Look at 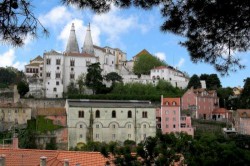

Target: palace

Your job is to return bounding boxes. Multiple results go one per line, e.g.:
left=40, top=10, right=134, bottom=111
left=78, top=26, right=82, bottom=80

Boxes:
left=25, top=23, right=189, bottom=98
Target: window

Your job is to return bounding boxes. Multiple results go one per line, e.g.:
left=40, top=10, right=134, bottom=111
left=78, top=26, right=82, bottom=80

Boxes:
left=166, top=102, right=169, bottom=105
left=181, top=124, right=186, bottom=128
left=70, top=60, right=75, bottom=66
left=143, top=124, right=146, bottom=128
left=142, top=111, right=148, bottom=118
left=46, top=72, right=51, bottom=78
left=96, top=134, right=99, bottom=139
left=112, top=124, right=115, bottom=128
left=173, top=110, right=176, bottom=115
left=95, top=110, right=100, bottom=118
left=40, top=67, right=43, bottom=70
left=15, top=110, right=18, bottom=113
left=172, top=101, right=176, bottom=106
left=96, top=124, right=99, bottom=128
left=79, top=134, right=83, bottom=138
left=86, top=61, right=91, bottom=66
left=56, top=73, right=60, bottom=78
left=53, top=88, right=57, bottom=92
left=80, top=124, right=82, bottom=128
left=112, top=110, right=116, bottom=118
left=56, top=59, right=61, bottom=65
left=71, top=68, right=74, bottom=71
left=166, top=117, right=169, bottom=121
left=127, top=110, right=132, bottom=118
left=70, top=74, right=75, bottom=79
left=173, top=117, right=176, bottom=121
left=46, top=58, right=51, bottom=65
left=40, top=73, right=42, bottom=77
left=56, top=81, right=59, bottom=86
left=166, top=124, right=169, bottom=128
left=173, top=124, right=176, bottom=128
left=165, top=110, right=169, bottom=114
left=57, top=66, right=60, bottom=70
left=128, top=124, right=131, bottom=128
left=112, top=134, right=116, bottom=140
left=79, top=111, right=84, bottom=118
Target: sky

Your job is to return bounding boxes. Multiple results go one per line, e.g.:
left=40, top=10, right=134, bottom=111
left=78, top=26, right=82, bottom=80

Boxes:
left=0, top=1, right=249, bottom=88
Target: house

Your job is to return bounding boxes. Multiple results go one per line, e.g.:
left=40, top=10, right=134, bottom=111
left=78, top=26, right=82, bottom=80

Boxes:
left=158, top=97, right=194, bottom=136
left=150, top=66, right=189, bottom=89
left=235, top=109, right=250, bottom=135
left=212, top=108, right=232, bottom=122
left=65, top=99, right=156, bottom=148
left=181, top=88, right=219, bottom=119
left=36, top=107, right=68, bottom=150
left=0, top=148, right=113, bottom=166
left=0, top=102, right=31, bottom=132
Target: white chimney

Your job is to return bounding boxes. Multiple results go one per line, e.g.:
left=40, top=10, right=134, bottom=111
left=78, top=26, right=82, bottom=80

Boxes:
left=0, top=155, right=6, bottom=166
left=40, top=156, right=47, bottom=166
left=64, top=159, right=69, bottom=166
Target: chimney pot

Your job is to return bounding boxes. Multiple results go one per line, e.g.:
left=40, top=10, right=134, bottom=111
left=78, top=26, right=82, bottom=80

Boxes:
left=40, top=156, right=47, bottom=166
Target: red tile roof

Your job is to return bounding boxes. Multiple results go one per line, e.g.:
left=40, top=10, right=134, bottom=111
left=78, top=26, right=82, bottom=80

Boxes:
left=162, top=97, right=181, bottom=106
left=0, top=148, right=113, bottom=166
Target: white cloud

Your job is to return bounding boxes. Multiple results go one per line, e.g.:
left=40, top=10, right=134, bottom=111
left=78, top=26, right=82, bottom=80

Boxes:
left=155, top=52, right=166, bottom=61
left=92, top=6, right=150, bottom=48
left=0, top=49, right=26, bottom=70
left=39, top=6, right=73, bottom=28
left=175, top=58, right=185, bottom=69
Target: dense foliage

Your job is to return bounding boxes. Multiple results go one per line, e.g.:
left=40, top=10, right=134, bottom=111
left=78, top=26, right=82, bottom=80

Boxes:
left=187, top=74, right=201, bottom=89
left=133, top=54, right=166, bottom=75
left=17, top=80, right=29, bottom=97
left=239, top=78, right=250, bottom=109
left=63, top=0, right=250, bottom=75
left=200, top=74, right=222, bottom=90
left=0, top=67, right=25, bottom=88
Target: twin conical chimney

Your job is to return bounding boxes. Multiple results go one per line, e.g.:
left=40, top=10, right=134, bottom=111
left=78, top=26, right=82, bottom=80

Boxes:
left=66, top=23, right=94, bottom=55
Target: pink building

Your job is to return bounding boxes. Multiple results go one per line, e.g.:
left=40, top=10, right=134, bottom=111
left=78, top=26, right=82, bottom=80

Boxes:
left=157, top=96, right=194, bottom=136
left=235, top=109, right=250, bottom=135
left=181, top=88, right=219, bottom=119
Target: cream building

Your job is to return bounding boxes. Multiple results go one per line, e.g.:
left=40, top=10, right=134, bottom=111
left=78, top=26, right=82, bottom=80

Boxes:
left=65, top=99, right=157, bottom=148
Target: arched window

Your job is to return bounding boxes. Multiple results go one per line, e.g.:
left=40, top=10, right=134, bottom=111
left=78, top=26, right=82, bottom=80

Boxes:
left=165, top=102, right=169, bottom=105
left=142, top=111, right=148, bottom=118
left=112, top=110, right=116, bottom=118
left=128, top=110, right=132, bottom=118
left=96, top=110, right=100, bottom=118
left=78, top=110, right=84, bottom=118
left=172, top=101, right=177, bottom=106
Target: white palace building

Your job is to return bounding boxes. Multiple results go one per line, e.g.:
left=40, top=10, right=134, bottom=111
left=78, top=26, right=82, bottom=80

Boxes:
left=25, top=23, right=189, bottom=98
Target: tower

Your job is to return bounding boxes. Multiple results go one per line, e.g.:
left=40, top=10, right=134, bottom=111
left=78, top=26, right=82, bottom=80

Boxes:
left=82, top=23, right=94, bottom=55
left=66, top=23, right=80, bottom=53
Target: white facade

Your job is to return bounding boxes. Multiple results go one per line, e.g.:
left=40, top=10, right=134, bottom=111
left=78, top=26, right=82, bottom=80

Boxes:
left=150, top=66, right=189, bottom=89
left=66, top=99, right=157, bottom=148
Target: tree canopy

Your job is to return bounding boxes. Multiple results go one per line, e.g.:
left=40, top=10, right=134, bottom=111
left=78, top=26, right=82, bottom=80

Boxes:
left=200, top=73, right=221, bottom=90
left=187, top=74, right=201, bottom=89
left=0, top=0, right=48, bottom=46
left=62, top=0, right=250, bottom=75
left=133, top=53, right=166, bottom=75
left=85, top=62, right=104, bottom=94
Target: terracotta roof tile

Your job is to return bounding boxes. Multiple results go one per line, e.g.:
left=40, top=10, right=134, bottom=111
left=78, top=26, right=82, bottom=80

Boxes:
left=162, top=97, right=181, bottom=106
left=37, top=107, right=66, bottom=116
left=0, top=149, right=113, bottom=166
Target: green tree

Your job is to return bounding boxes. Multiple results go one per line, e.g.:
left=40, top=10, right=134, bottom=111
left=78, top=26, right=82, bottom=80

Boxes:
left=17, top=81, right=29, bottom=97
left=85, top=62, right=104, bottom=94
left=67, top=81, right=78, bottom=94
left=45, top=137, right=57, bottom=150
left=77, top=73, right=85, bottom=94
left=105, top=72, right=123, bottom=86
left=133, top=54, right=166, bottom=75
left=206, top=74, right=222, bottom=90
left=18, top=129, right=37, bottom=149
left=239, top=78, right=250, bottom=108
left=63, top=0, right=250, bottom=75
left=217, top=87, right=233, bottom=108
left=187, top=74, right=201, bottom=89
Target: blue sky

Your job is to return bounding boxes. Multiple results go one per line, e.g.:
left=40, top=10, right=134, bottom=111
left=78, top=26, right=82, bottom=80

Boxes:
left=0, top=1, right=249, bottom=88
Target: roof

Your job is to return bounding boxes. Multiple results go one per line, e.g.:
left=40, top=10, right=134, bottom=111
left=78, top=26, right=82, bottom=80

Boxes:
left=212, top=108, right=228, bottom=114
left=162, top=97, right=181, bottom=106
left=0, top=148, right=112, bottom=166
left=237, top=109, right=250, bottom=118
left=31, top=55, right=43, bottom=62
left=65, top=23, right=80, bottom=53
left=0, top=102, right=30, bottom=108
left=94, top=45, right=106, bottom=52
left=152, top=66, right=168, bottom=70
left=25, top=63, right=41, bottom=67
left=63, top=52, right=96, bottom=57
left=37, top=107, right=66, bottom=116
left=67, top=99, right=155, bottom=108
left=44, top=50, right=62, bottom=55
left=134, top=49, right=151, bottom=58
